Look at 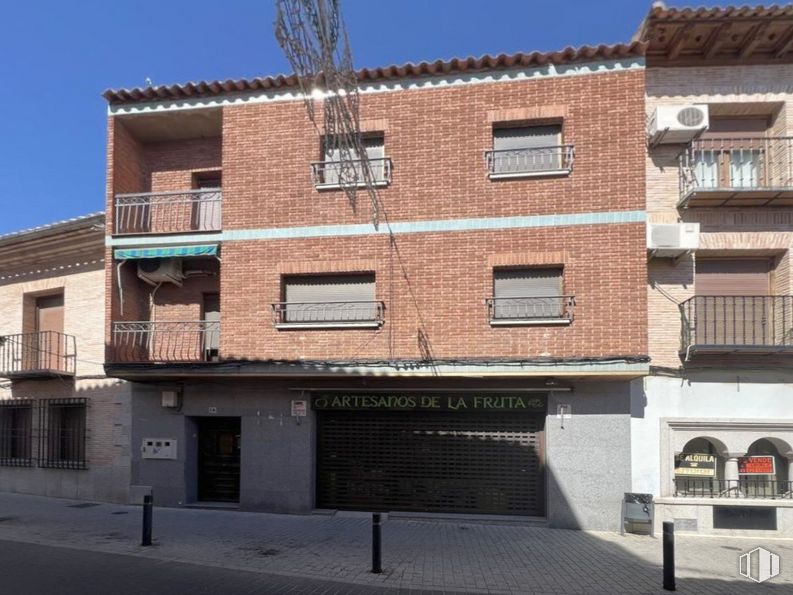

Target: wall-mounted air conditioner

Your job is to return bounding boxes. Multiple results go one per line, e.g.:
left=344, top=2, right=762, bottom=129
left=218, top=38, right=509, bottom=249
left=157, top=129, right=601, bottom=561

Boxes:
left=137, top=258, right=184, bottom=286
left=648, top=105, right=709, bottom=145
left=647, top=223, right=700, bottom=258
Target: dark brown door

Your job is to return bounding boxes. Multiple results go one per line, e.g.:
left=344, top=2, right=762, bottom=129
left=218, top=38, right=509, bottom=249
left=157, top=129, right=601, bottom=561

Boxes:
left=192, top=172, right=222, bottom=231
left=316, top=411, right=545, bottom=516
left=695, top=259, right=771, bottom=345
left=35, top=294, right=64, bottom=371
left=197, top=417, right=240, bottom=502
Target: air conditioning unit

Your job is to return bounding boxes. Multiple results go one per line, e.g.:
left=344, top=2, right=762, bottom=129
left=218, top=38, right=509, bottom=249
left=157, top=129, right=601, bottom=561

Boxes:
left=647, top=223, right=700, bottom=257
left=648, top=105, right=709, bottom=145
left=137, top=258, right=184, bottom=286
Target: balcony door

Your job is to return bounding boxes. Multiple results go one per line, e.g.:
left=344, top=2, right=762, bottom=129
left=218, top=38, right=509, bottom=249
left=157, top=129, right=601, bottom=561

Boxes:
left=695, top=259, right=771, bottom=346
left=202, top=293, right=220, bottom=361
left=35, top=294, right=64, bottom=372
left=192, top=172, right=222, bottom=231
left=696, top=117, right=769, bottom=189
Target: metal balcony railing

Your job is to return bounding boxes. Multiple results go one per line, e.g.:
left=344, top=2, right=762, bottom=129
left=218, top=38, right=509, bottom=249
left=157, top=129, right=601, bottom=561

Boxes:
left=679, top=136, right=793, bottom=207
left=675, top=477, right=793, bottom=500
left=311, top=158, right=392, bottom=188
left=272, top=301, right=385, bottom=327
left=485, top=145, right=575, bottom=178
left=487, top=296, right=576, bottom=324
left=0, top=332, right=76, bottom=378
left=680, top=295, right=793, bottom=354
left=110, top=321, right=220, bottom=363
left=114, top=189, right=222, bottom=235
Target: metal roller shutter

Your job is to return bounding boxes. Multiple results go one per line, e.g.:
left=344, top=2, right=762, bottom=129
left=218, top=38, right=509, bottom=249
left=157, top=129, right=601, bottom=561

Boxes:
left=316, top=411, right=545, bottom=516
left=493, top=268, right=563, bottom=319
left=284, top=274, right=376, bottom=322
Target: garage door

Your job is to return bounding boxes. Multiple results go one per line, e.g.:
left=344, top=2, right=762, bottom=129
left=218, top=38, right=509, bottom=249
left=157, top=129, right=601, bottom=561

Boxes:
left=316, top=411, right=545, bottom=516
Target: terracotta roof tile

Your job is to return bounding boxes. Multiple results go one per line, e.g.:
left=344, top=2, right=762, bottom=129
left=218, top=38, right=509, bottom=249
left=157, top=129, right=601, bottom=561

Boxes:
left=103, top=41, right=646, bottom=105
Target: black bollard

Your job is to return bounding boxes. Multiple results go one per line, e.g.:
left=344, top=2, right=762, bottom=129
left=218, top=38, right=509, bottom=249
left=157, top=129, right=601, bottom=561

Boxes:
left=663, top=521, right=675, bottom=591
left=141, top=494, right=153, bottom=546
left=371, top=513, right=382, bottom=574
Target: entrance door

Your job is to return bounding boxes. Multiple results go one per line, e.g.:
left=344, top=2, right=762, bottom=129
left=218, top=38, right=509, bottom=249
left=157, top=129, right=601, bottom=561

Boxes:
left=316, top=411, right=545, bottom=516
left=192, top=173, right=222, bottom=231
left=197, top=417, right=240, bottom=502
left=35, top=294, right=64, bottom=371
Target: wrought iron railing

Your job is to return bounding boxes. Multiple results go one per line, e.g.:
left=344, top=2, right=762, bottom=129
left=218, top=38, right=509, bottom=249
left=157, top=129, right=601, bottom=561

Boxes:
left=679, top=136, right=793, bottom=197
left=680, top=295, right=793, bottom=351
left=311, top=157, right=392, bottom=187
left=0, top=332, right=76, bottom=377
left=110, top=321, right=220, bottom=363
left=487, top=296, right=576, bottom=323
left=485, top=145, right=575, bottom=177
left=675, top=477, right=793, bottom=499
left=114, top=189, right=222, bottom=235
left=272, top=301, right=386, bottom=326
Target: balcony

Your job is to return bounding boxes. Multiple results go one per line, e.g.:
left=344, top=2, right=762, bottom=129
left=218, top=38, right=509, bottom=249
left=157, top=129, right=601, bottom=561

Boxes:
left=114, top=189, right=222, bottom=236
left=487, top=296, right=576, bottom=326
left=485, top=145, right=575, bottom=179
left=0, top=332, right=76, bottom=379
left=311, top=158, right=392, bottom=189
left=679, top=137, right=793, bottom=208
left=110, top=321, right=220, bottom=363
left=680, top=296, right=793, bottom=356
left=675, top=478, right=793, bottom=500
left=272, top=301, right=385, bottom=329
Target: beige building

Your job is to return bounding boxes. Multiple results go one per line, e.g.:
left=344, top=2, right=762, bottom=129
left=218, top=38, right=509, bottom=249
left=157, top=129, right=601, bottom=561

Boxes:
left=0, top=214, right=130, bottom=502
left=634, top=3, right=793, bottom=536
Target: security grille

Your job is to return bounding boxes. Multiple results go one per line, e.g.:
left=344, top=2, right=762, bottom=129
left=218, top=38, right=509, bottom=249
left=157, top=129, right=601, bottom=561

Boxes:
left=316, top=411, right=545, bottom=516
left=0, top=400, right=33, bottom=467
left=38, top=398, right=87, bottom=470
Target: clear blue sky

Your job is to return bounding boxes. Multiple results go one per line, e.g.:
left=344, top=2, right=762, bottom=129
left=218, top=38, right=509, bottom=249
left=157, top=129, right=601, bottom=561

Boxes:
left=0, top=0, right=735, bottom=235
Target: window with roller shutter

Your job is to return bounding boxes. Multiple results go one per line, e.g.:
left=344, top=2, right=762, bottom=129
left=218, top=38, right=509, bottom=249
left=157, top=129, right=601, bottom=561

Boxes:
left=489, top=268, right=573, bottom=324
left=275, top=274, right=383, bottom=327
left=316, top=134, right=389, bottom=187
left=488, top=124, right=572, bottom=177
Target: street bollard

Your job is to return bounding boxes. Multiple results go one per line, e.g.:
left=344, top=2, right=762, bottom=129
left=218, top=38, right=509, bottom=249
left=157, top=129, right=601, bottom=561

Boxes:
left=141, top=494, right=153, bottom=546
left=663, top=521, right=675, bottom=591
left=371, top=513, right=382, bottom=574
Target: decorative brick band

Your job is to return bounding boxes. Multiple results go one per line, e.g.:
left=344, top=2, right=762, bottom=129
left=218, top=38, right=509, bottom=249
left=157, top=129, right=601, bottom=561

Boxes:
left=487, top=251, right=568, bottom=268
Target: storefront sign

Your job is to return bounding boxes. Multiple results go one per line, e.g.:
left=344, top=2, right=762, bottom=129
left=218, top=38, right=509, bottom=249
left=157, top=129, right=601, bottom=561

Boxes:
left=312, top=394, right=546, bottom=412
left=738, top=456, right=776, bottom=475
left=675, top=453, right=716, bottom=477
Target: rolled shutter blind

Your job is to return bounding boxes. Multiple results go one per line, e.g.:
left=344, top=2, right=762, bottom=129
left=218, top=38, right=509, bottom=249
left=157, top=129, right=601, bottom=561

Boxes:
left=285, top=274, right=376, bottom=322
left=492, top=126, right=561, bottom=173
left=493, top=268, right=563, bottom=319
left=694, top=259, right=771, bottom=346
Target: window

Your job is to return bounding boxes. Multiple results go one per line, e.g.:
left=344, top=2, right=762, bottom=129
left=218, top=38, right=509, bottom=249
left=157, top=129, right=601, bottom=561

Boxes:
left=0, top=401, right=33, bottom=466
left=487, top=124, right=572, bottom=177
left=274, top=274, right=383, bottom=327
left=488, top=267, right=573, bottom=325
left=694, top=117, right=769, bottom=189
left=314, top=134, right=390, bottom=187
left=38, top=398, right=87, bottom=470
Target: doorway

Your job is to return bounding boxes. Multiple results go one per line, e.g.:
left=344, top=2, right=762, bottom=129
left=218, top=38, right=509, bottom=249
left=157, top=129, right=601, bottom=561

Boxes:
left=34, top=293, right=64, bottom=371
left=197, top=417, right=240, bottom=502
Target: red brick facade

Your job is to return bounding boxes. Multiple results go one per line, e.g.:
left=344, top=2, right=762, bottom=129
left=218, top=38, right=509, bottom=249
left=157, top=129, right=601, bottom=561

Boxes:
left=105, top=65, right=648, bottom=365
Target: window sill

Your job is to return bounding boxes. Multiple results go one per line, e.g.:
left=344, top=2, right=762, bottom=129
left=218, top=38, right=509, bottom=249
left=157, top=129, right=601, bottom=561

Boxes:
left=488, top=169, right=571, bottom=180
left=489, top=318, right=572, bottom=327
left=275, top=321, right=384, bottom=330
left=314, top=180, right=390, bottom=191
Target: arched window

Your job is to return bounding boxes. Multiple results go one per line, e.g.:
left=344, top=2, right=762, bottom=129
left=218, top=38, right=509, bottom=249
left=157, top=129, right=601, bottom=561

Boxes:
left=741, top=439, right=791, bottom=499
left=675, top=437, right=724, bottom=497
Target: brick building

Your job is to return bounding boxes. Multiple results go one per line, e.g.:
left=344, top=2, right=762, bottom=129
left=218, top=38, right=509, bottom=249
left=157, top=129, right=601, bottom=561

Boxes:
left=634, top=3, right=793, bottom=536
left=102, top=42, right=648, bottom=529
left=0, top=214, right=130, bottom=502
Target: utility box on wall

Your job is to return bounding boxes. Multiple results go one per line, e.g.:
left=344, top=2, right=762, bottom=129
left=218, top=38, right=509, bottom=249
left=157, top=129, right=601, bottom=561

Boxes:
left=141, top=438, right=178, bottom=460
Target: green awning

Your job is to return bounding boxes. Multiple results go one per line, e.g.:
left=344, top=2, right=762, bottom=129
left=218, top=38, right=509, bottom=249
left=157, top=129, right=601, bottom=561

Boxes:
left=114, top=244, right=218, bottom=260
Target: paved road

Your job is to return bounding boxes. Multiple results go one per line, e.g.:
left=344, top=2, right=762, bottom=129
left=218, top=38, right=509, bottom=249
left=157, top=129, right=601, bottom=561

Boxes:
left=0, top=540, right=446, bottom=595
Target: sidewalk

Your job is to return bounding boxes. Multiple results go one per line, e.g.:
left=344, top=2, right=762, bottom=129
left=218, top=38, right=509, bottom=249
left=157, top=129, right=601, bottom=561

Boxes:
left=0, top=492, right=791, bottom=594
